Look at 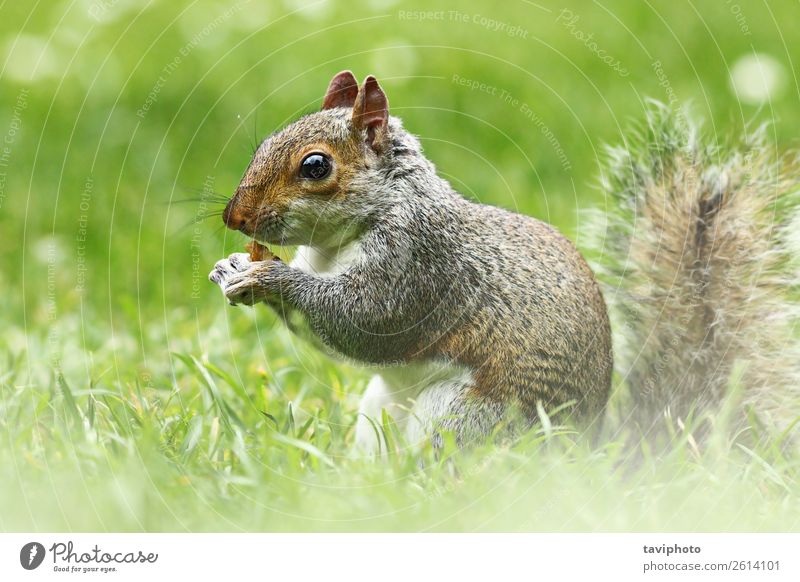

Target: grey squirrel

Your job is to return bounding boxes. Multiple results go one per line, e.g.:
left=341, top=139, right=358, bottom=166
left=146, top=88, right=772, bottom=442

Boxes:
left=210, top=71, right=799, bottom=451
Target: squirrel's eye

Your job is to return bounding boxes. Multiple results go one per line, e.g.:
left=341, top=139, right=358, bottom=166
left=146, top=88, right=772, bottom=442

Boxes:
left=299, top=153, right=332, bottom=180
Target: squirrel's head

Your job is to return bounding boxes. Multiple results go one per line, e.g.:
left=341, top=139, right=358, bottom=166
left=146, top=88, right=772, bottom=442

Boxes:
left=223, top=70, right=412, bottom=248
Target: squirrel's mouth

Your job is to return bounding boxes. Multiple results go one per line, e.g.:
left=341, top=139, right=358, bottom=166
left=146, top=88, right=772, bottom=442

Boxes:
left=232, top=207, right=280, bottom=243
left=250, top=216, right=304, bottom=247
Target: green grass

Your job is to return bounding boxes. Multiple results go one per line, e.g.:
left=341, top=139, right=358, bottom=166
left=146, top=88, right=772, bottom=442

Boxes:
left=2, top=303, right=799, bottom=532
left=2, top=0, right=800, bottom=531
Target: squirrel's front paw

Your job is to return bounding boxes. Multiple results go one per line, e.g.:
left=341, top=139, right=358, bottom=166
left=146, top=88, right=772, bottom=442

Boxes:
left=209, top=252, right=275, bottom=306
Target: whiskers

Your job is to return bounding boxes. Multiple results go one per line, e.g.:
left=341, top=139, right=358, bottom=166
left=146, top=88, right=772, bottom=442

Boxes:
left=167, top=186, right=232, bottom=232
left=171, top=186, right=231, bottom=206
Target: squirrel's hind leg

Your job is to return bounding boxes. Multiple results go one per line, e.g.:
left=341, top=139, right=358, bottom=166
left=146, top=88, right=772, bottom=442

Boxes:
left=405, top=377, right=507, bottom=449
left=354, top=369, right=506, bottom=455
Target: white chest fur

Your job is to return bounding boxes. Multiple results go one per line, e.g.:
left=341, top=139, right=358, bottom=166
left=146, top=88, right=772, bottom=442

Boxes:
left=290, top=241, right=365, bottom=277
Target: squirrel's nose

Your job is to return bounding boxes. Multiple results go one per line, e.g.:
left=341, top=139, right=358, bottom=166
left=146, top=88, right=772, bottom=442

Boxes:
left=222, top=203, right=247, bottom=231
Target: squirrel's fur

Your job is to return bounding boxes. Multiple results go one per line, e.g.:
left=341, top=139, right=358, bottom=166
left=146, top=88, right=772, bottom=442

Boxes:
left=593, top=102, right=800, bottom=441
left=211, top=73, right=799, bottom=450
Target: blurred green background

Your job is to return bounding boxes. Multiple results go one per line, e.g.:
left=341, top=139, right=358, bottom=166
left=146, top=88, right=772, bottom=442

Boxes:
left=1, top=0, right=798, bottom=531
left=3, top=0, right=798, bottom=330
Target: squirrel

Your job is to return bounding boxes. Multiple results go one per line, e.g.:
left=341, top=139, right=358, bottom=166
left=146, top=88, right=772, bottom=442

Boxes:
left=210, top=71, right=799, bottom=451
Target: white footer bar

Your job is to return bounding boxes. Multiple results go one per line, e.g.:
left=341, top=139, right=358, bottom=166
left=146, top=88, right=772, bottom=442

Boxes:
left=1, top=533, right=797, bottom=581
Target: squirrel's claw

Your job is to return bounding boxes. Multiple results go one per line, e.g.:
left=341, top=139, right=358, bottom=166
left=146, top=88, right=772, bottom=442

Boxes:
left=209, top=253, right=271, bottom=307
left=209, top=254, right=245, bottom=285
left=224, top=280, right=262, bottom=306
left=227, top=252, right=251, bottom=271
left=224, top=269, right=269, bottom=306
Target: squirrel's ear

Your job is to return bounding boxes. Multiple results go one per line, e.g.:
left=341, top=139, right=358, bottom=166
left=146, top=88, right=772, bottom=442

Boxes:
left=322, top=70, right=359, bottom=110
left=352, top=75, right=389, bottom=150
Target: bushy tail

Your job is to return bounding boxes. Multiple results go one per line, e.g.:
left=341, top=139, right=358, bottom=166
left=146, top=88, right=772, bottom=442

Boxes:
left=592, top=102, right=800, bottom=443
